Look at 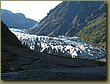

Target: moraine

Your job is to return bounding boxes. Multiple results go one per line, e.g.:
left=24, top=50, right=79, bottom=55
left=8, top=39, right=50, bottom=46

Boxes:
left=9, top=28, right=106, bottom=60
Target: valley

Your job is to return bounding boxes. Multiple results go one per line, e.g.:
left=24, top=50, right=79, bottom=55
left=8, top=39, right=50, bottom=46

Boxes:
left=1, top=1, right=107, bottom=80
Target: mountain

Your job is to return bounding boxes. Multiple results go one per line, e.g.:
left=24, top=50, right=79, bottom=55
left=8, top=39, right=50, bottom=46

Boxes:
left=1, top=1, right=106, bottom=80
left=28, top=1, right=106, bottom=37
left=1, top=21, right=23, bottom=73
left=76, top=13, right=106, bottom=48
left=1, top=21, right=23, bottom=47
left=1, top=9, right=38, bottom=29
left=66, top=1, right=106, bottom=36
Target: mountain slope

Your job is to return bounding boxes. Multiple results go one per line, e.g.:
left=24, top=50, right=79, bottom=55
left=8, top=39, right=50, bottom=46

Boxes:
left=1, top=21, right=23, bottom=47
left=28, top=1, right=106, bottom=36
left=1, top=21, right=24, bottom=73
left=66, top=1, right=106, bottom=36
left=76, top=13, right=106, bottom=48
left=1, top=9, right=38, bottom=29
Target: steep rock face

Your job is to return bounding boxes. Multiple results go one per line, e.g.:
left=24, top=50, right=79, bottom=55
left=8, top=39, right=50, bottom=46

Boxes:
left=1, top=21, right=23, bottom=47
left=28, top=1, right=106, bottom=36
left=1, top=9, right=38, bottom=29
left=66, top=1, right=106, bottom=36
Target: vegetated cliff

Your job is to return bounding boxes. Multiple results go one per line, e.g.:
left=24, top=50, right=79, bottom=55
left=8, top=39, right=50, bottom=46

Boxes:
left=76, top=13, right=106, bottom=48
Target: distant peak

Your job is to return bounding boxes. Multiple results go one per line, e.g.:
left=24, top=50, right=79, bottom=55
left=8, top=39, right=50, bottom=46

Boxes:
left=1, top=9, right=13, bottom=14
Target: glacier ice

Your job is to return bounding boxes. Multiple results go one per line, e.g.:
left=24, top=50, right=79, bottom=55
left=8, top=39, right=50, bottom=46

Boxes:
left=10, top=28, right=106, bottom=60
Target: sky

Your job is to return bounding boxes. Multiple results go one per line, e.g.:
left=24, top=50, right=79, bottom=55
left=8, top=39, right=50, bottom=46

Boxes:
left=1, top=1, right=62, bottom=21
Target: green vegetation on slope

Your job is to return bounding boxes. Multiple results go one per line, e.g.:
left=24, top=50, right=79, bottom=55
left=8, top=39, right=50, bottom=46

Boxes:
left=76, top=14, right=106, bottom=48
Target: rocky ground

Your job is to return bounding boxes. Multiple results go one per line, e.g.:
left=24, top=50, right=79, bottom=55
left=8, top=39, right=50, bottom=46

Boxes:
left=2, top=66, right=106, bottom=80
left=1, top=46, right=107, bottom=80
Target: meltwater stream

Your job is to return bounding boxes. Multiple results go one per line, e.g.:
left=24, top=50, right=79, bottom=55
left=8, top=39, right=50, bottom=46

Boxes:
left=10, top=28, right=106, bottom=60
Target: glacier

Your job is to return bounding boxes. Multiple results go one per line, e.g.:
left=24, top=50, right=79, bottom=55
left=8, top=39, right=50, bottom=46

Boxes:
left=10, top=28, right=106, bottom=60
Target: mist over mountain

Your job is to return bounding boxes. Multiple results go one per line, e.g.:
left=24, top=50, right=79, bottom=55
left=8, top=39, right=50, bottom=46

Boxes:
left=1, top=9, right=38, bottom=29
left=28, top=1, right=106, bottom=37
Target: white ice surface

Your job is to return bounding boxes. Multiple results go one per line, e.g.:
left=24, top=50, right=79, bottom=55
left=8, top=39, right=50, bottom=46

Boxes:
left=10, top=28, right=106, bottom=60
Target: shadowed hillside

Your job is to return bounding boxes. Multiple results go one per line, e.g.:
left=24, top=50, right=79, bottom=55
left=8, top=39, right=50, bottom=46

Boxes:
left=1, top=21, right=23, bottom=47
